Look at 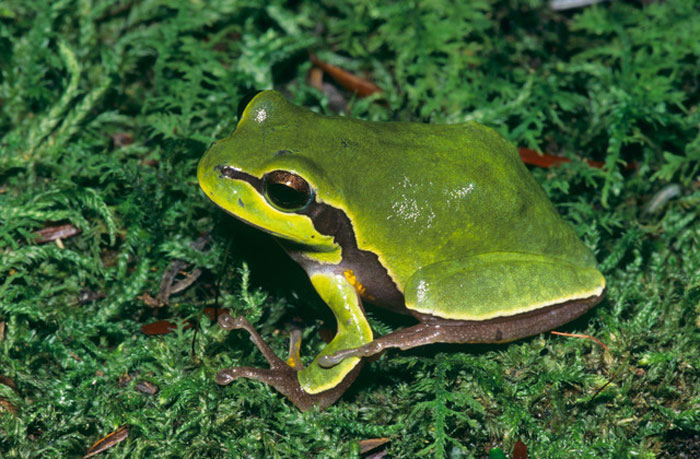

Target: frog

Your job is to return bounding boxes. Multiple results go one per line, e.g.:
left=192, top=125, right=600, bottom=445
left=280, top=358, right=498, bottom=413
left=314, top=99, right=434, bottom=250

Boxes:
left=197, top=90, right=606, bottom=411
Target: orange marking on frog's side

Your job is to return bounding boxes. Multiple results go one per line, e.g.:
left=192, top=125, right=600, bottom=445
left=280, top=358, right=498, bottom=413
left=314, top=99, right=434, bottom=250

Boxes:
left=343, top=269, right=375, bottom=301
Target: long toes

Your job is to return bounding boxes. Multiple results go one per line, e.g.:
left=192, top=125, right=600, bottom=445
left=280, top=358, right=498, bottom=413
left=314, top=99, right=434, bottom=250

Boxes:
left=218, top=313, right=250, bottom=330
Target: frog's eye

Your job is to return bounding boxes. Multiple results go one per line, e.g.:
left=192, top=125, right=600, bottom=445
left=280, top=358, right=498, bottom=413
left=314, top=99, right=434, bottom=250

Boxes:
left=262, top=170, right=314, bottom=212
left=237, top=90, right=263, bottom=121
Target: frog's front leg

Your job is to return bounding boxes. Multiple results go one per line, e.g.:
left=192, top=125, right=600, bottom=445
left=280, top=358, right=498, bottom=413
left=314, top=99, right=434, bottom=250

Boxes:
left=215, top=271, right=373, bottom=411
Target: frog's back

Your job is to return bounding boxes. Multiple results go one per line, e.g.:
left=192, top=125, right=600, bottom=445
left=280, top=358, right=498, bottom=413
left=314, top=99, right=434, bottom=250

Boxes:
left=226, top=92, right=596, bottom=291
left=314, top=117, right=596, bottom=287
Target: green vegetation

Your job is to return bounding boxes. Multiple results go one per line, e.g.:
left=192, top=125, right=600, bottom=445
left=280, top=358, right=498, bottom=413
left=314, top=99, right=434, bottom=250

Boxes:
left=1, top=0, right=698, bottom=457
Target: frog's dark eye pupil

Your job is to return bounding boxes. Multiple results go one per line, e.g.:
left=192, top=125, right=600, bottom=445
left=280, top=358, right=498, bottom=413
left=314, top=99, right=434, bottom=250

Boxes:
left=237, top=90, right=264, bottom=121
left=262, top=170, right=314, bottom=212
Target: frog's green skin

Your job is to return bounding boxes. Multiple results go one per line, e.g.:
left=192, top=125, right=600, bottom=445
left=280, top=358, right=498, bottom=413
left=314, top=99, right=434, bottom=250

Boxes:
left=198, top=90, right=606, bottom=411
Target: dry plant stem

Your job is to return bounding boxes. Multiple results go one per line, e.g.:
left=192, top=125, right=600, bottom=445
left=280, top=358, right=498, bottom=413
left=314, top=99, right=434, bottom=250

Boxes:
left=550, top=331, right=609, bottom=351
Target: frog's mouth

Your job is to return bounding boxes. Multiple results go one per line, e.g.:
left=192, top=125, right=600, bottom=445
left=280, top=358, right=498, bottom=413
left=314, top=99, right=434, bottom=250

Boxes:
left=201, top=163, right=340, bottom=260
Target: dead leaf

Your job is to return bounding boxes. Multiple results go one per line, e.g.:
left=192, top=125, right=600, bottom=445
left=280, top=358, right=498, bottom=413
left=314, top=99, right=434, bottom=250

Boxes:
left=359, top=437, right=390, bottom=454
left=0, top=374, right=17, bottom=392
left=134, top=381, right=159, bottom=395
left=84, top=425, right=129, bottom=458
left=141, top=319, right=181, bottom=335
left=512, top=440, right=528, bottom=459
left=0, top=397, right=17, bottom=415
left=33, top=224, right=81, bottom=244
left=141, top=235, right=209, bottom=307
left=141, top=308, right=228, bottom=336
left=111, top=132, right=133, bottom=148
left=517, top=147, right=605, bottom=169
left=118, top=373, right=134, bottom=388
left=309, top=51, right=381, bottom=97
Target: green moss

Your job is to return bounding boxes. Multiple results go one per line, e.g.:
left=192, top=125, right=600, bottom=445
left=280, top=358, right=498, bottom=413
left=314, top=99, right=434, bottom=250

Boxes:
left=1, top=0, right=698, bottom=457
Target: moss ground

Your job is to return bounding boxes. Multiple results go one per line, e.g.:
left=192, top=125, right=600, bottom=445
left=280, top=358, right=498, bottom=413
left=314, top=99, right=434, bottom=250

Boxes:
left=1, top=1, right=699, bottom=457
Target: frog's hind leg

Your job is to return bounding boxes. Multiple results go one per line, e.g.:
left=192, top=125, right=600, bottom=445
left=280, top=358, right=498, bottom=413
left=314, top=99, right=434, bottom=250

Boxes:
left=215, top=313, right=363, bottom=411
left=317, top=291, right=604, bottom=368
left=318, top=252, right=606, bottom=367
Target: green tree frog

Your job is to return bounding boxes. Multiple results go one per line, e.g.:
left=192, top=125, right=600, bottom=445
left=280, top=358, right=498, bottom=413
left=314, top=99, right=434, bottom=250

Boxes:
left=198, top=90, right=605, bottom=411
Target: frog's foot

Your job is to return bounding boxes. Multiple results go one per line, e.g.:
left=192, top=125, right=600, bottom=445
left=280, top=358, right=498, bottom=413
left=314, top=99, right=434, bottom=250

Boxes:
left=215, top=313, right=363, bottom=411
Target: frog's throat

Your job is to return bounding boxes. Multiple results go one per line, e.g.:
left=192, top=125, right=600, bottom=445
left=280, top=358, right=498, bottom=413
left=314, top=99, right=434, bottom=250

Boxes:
left=211, top=164, right=406, bottom=312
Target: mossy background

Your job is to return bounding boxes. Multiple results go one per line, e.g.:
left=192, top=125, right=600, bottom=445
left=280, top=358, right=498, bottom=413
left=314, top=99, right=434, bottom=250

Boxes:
left=1, top=0, right=699, bottom=457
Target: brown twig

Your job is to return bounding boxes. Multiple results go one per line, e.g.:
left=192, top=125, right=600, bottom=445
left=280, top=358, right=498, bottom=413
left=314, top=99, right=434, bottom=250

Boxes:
left=550, top=331, right=609, bottom=351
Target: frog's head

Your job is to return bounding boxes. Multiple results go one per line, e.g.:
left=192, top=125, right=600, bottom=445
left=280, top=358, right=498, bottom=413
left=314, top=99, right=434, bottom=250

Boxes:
left=197, top=90, right=340, bottom=256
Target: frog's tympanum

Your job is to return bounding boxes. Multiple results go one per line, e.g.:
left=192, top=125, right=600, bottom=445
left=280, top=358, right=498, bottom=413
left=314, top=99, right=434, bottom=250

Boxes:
left=198, top=90, right=605, bottom=411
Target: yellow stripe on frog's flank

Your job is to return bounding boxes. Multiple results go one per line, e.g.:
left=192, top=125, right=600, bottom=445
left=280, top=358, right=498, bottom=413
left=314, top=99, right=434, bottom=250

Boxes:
left=301, top=249, right=342, bottom=265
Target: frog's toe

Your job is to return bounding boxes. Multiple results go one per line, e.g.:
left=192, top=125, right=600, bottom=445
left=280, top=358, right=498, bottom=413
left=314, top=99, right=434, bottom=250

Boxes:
left=217, top=313, right=247, bottom=330
left=318, top=340, right=383, bottom=368
left=215, top=367, right=246, bottom=385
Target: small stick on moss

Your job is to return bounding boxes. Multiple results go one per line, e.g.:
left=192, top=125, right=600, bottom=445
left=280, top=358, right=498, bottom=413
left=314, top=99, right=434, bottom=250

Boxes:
left=588, top=379, right=613, bottom=402
left=550, top=331, right=609, bottom=351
